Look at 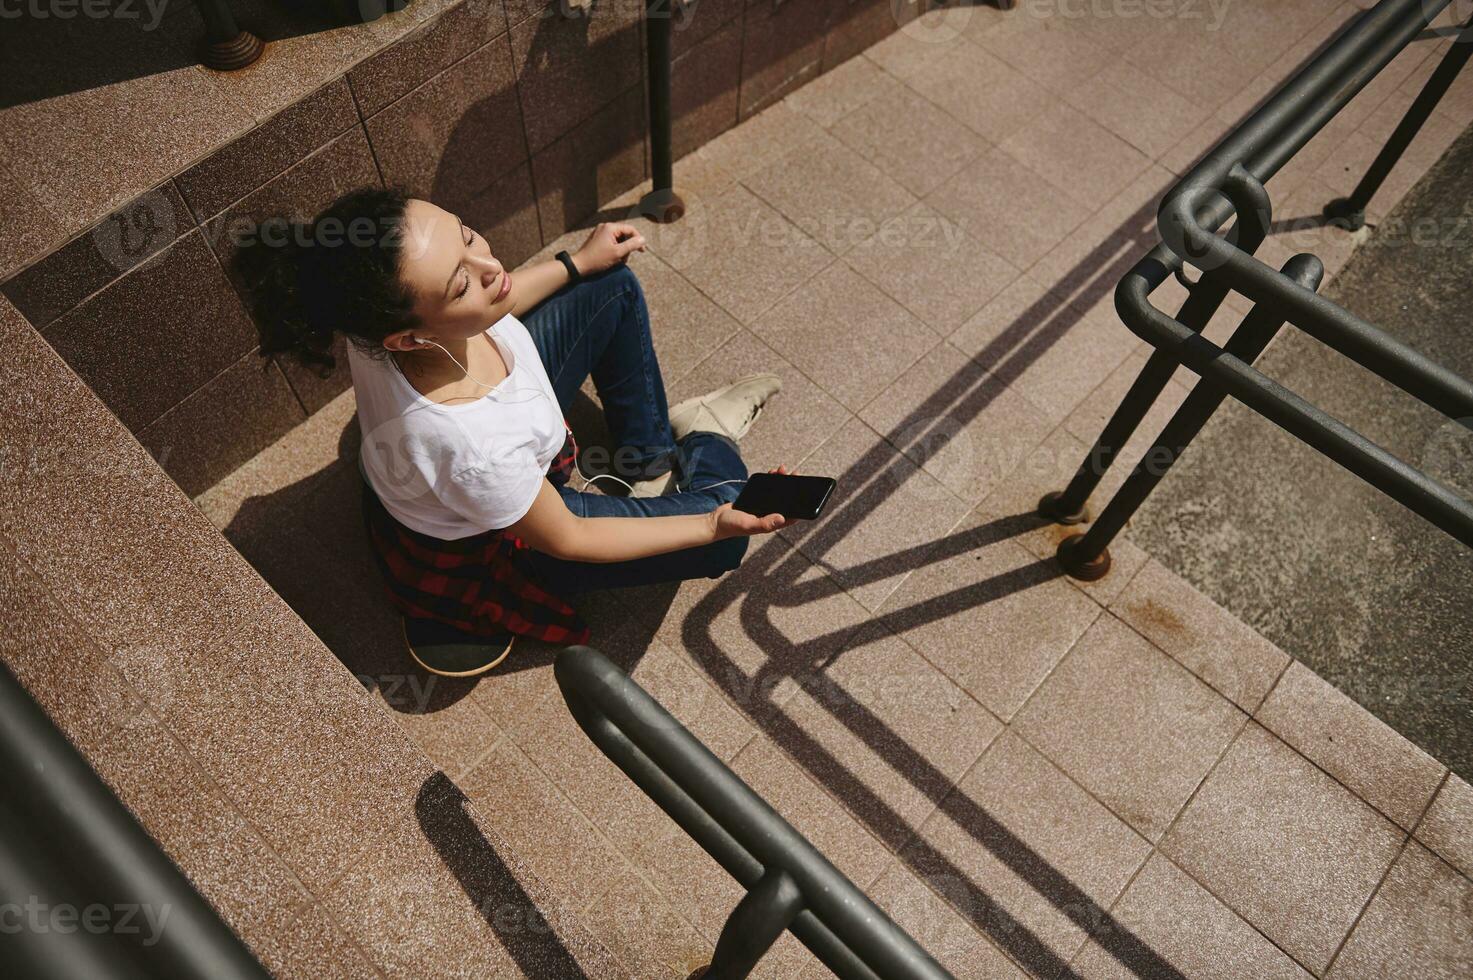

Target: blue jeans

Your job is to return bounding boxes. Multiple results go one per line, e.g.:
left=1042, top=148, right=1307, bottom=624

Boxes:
left=522, top=265, right=750, bottom=593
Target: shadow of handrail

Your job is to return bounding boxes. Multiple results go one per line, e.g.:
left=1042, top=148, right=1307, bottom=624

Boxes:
left=415, top=771, right=594, bottom=978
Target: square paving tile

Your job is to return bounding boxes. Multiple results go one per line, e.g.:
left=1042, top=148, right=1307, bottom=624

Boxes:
left=866, top=861, right=1028, bottom=979
left=830, top=86, right=990, bottom=199
left=655, top=535, right=876, bottom=719
left=857, top=341, right=1054, bottom=505
left=743, top=129, right=918, bottom=255
left=997, top=100, right=1151, bottom=216
left=43, top=230, right=262, bottom=433
left=1013, top=614, right=1246, bottom=841
left=904, top=43, right=1054, bottom=147
left=1, top=182, right=191, bottom=331
left=969, top=423, right=1152, bottom=611
left=623, top=252, right=743, bottom=385
left=748, top=262, right=939, bottom=412
left=86, top=714, right=313, bottom=951
left=902, top=732, right=1152, bottom=975
left=692, top=101, right=827, bottom=183
left=1027, top=164, right=1176, bottom=306
left=531, top=83, right=647, bottom=241
left=770, top=621, right=1002, bottom=850
left=1415, top=773, right=1473, bottom=879
left=1330, top=840, right=1473, bottom=980
left=1064, top=61, right=1210, bottom=161
left=783, top=416, right=973, bottom=612
left=844, top=202, right=1019, bottom=334
left=929, top=147, right=1087, bottom=271
left=509, top=0, right=642, bottom=153
left=1071, top=852, right=1312, bottom=980
left=860, top=12, right=977, bottom=85
left=650, top=182, right=831, bottom=324
left=971, top=14, right=1115, bottom=97
left=948, top=270, right=1078, bottom=370
left=1114, top=558, right=1290, bottom=712
left=320, top=772, right=614, bottom=979
left=578, top=865, right=713, bottom=979
left=0, top=612, right=143, bottom=787
left=136, top=350, right=308, bottom=497
left=459, top=740, right=640, bottom=921
left=0, top=169, right=65, bottom=282
left=783, top=52, right=906, bottom=129
left=348, top=1, right=510, bottom=119
left=961, top=278, right=1139, bottom=428
left=364, top=33, right=528, bottom=190
left=113, top=629, right=440, bottom=890
left=1121, top=17, right=1259, bottom=112
left=1161, top=722, right=1406, bottom=974
left=821, top=0, right=925, bottom=72
left=731, top=734, right=895, bottom=889
left=176, top=79, right=360, bottom=225
left=1256, top=660, right=1446, bottom=831
left=737, top=0, right=830, bottom=116
left=877, top=503, right=1101, bottom=720
left=0, top=26, right=253, bottom=238
left=670, top=15, right=744, bottom=159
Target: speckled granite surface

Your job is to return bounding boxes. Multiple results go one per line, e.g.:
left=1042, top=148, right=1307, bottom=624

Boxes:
left=6, top=2, right=1473, bottom=977
left=0, top=294, right=625, bottom=977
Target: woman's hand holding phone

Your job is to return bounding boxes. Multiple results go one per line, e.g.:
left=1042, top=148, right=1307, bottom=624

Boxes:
left=709, top=466, right=793, bottom=541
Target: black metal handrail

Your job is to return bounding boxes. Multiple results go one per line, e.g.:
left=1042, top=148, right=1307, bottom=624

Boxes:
left=0, top=661, right=270, bottom=979
left=1040, top=0, right=1473, bottom=579
left=554, top=646, right=954, bottom=980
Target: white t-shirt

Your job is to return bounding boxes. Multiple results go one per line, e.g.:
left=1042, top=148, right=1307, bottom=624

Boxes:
left=349, top=313, right=566, bottom=540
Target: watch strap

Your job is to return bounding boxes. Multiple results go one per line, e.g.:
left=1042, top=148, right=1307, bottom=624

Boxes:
left=555, top=250, right=581, bottom=284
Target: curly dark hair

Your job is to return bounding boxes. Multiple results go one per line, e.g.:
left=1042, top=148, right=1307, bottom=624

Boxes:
left=237, top=186, right=419, bottom=376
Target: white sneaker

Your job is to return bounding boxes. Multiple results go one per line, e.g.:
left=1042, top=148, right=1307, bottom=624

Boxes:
left=629, top=471, right=676, bottom=498
left=668, top=373, right=782, bottom=442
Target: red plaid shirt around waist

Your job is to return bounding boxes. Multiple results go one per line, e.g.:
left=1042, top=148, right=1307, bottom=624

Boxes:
left=359, top=427, right=591, bottom=646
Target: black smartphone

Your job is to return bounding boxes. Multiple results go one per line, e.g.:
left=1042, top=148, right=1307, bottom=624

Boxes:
left=732, top=473, right=836, bottom=521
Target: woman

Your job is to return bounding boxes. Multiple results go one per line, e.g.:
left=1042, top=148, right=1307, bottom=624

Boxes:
left=246, top=187, right=786, bottom=677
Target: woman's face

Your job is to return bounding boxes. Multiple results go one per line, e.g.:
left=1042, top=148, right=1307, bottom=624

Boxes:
left=387, top=198, right=514, bottom=350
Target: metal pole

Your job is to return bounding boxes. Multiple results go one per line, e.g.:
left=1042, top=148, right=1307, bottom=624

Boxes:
left=702, top=869, right=806, bottom=979
left=639, top=0, right=687, bottom=223
left=0, top=663, right=271, bottom=980
left=1057, top=253, right=1326, bottom=580
left=1325, top=18, right=1473, bottom=230
left=1040, top=168, right=1273, bottom=525
left=555, top=648, right=950, bottom=980
left=194, top=1, right=263, bottom=71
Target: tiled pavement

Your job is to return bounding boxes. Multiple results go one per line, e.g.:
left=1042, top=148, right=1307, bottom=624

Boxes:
left=197, top=3, right=1473, bottom=977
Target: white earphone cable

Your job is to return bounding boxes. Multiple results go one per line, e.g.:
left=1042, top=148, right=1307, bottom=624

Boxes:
left=408, top=338, right=750, bottom=499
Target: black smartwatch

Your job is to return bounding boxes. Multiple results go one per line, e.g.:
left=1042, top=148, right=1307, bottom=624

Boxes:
left=555, top=250, right=581, bottom=285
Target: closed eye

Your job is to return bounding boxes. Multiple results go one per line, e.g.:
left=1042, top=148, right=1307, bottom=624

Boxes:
left=453, top=224, right=478, bottom=300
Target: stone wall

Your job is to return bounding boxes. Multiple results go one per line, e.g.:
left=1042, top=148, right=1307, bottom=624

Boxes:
left=0, top=0, right=922, bottom=497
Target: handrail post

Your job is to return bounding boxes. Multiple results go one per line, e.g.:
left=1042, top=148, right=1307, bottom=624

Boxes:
left=1325, top=16, right=1473, bottom=230
left=639, top=0, right=687, bottom=223
left=194, top=1, right=264, bottom=71
left=1040, top=166, right=1272, bottom=527
left=1057, top=253, right=1326, bottom=580
left=701, top=868, right=806, bottom=979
